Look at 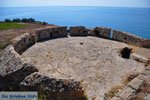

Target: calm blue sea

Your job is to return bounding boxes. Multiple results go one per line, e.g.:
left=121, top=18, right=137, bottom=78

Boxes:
left=0, top=6, right=150, bottom=39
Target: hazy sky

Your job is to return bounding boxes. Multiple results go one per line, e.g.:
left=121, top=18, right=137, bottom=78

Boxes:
left=0, top=0, right=150, bottom=8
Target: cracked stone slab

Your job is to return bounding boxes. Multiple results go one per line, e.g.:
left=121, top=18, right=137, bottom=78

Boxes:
left=116, top=86, right=135, bottom=100
left=137, top=74, right=150, bottom=84
left=127, top=77, right=145, bottom=90
left=130, top=53, right=148, bottom=63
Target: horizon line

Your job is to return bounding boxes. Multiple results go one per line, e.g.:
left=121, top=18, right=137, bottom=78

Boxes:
left=0, top=5, right=150, bottom=8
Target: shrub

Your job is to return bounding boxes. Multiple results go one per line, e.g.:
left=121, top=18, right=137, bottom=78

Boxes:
left=12, top=18, right=21, bottom=22
left=22, top=18, right=28, bottom=23
left=22, top=18, right=35, bottom=23
left=42, top=22, right=47, bottom=25
left=28, top=18, right=35, bottom=23
left=4, top=19, right=11, bottom=23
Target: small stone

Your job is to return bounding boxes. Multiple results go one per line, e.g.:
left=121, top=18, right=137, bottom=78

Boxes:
left=111, top=97, right=121, bottom=100
left=144, top=94, right=150, bottom=100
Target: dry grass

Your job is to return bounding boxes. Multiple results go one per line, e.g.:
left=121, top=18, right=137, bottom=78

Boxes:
left=107, top=85, right=124, bottom=98
left=33, top=60, right=38, bottom=64
left=122, top=73, right=139, bottom=85
left=145, top=57, right=150, bottom=67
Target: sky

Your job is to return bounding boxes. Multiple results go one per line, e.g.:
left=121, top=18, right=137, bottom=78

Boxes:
left=0, top=0, right=150, bottom=8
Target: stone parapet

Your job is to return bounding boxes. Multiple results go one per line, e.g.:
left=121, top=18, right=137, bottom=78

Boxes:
left=112, top=30, right=145, bottom=47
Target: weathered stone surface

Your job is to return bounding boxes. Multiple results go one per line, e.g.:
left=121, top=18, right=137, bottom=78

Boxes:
left=142, top=39, right=150, bottom=48
left=22, top=36, right=146, bottom=100
left=11, top=33, right=35, bottom=54
left=111, top=97, right=121, bottom=100
left=144, top=94, right=150, bottom=100
left=87, top=28, right=95, bottom=36
left=127, top=77, right=145, bottom=90
left=51, top=26, right=68, bottom=38
left=138, top=74, right=150, bottom=84
left=35, top=26, right=67, bottom=41
left=69, top=26, right=88, bottom=36
left=112, top=30, right=145, bottom=46
left=0, top=45, right=38, bottom=90
left=94, top=27, right=111, bottom=39
left=20, top=72, right=85, bottom=100
left=35, top=27, right=52, bottom=41
left=117, top=86, right=135, bottom=100
left=130, top=53, right=148, bottom=63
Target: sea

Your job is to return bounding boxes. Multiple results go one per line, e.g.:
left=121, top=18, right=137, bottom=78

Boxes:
left=0, top=6, right=150, bottom=39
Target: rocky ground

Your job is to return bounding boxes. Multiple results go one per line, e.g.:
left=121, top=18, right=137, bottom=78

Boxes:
left=21, top=36, right=150, bottom=100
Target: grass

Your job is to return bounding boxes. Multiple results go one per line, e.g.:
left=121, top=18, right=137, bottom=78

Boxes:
left=107, top=85, right=124, bottom=98
left=0, top=22, right=28, bottom=30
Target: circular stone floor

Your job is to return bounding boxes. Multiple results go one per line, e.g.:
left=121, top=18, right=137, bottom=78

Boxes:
left=22, top=36, right=146, bottom=100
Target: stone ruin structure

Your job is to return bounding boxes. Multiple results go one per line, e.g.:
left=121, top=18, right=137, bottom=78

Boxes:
left=0, top=25, right=150, bottom=100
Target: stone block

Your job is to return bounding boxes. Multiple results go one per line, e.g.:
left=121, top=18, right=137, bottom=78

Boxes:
left=127, top=77, right=145, bottom=90
left=69, top=26, right=88, bottom=36
left=20, top=72, right=85, bottom=100
left=142, top=39, right=150, bottom=48
left=0, top=45, right=38, bottom=90
left=11, top=33, right=35, bottom=54
left=138, top=74, right=150, bottom=84
left=51, top=26, right=68, bottom=38
left=112, top=30, right=145, bottom=47
left=116, top=86, right=135, bottom=100
left=35, top=27, right=51, bottom=41
left=94, top=27, right=111, bottom=39
left=130, top=53, right=148, bottom=63
left=35, top=26, right=67, bottom=41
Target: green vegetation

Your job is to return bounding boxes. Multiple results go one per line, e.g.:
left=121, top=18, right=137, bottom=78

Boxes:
left=0, top=22, right=28, bottom=30
left=41, top=22, right=48, bottom=25
left=12, top=18, right=21, bottom=22
left=4, top=19, right=11, bottom=23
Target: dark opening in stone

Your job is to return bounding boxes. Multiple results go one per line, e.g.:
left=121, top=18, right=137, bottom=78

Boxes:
left=94, top=30, right=99, bottom=36
left=120, top=47, right=132, bottom=59
left=80, top=42, right=84, bottom=45
left=124, top=37, right=127, bottom=41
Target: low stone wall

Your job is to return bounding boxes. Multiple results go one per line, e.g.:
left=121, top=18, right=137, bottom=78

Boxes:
left=69, top=26, right=111, bottom=39
left=112, top=30, right=145, bottom=47
left=92, top=27, right=111, bottom=39
left=0, top=45, right=38, bottom=90
left=11, top=33, right=35, bottom=54
left=35, top=26, right=67, bottom=41
left=111, top=66, right=150, bottom=100
left=20, top=72, right=85, bottom=100
left=69, top=26, right=88, bottom=36
left=142, top=39, right=150, bottom=48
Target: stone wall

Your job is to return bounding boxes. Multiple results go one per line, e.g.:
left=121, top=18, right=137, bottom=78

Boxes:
left=20, top=72, right=85, bottom=100
left=142, top=39, right=150, bottom=48
left=11, top=33, right=35, bottom=54
left=35, top=26, right=67, bottom=41
left=112, top=30, right=145, bottom=47
left=0, top=45, right=38, bottom=90
left=92, top=27, right=111, bottom=39
left=69, top=26, right=88, bottom=36
left=69, top=26, right=111, bottom=39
